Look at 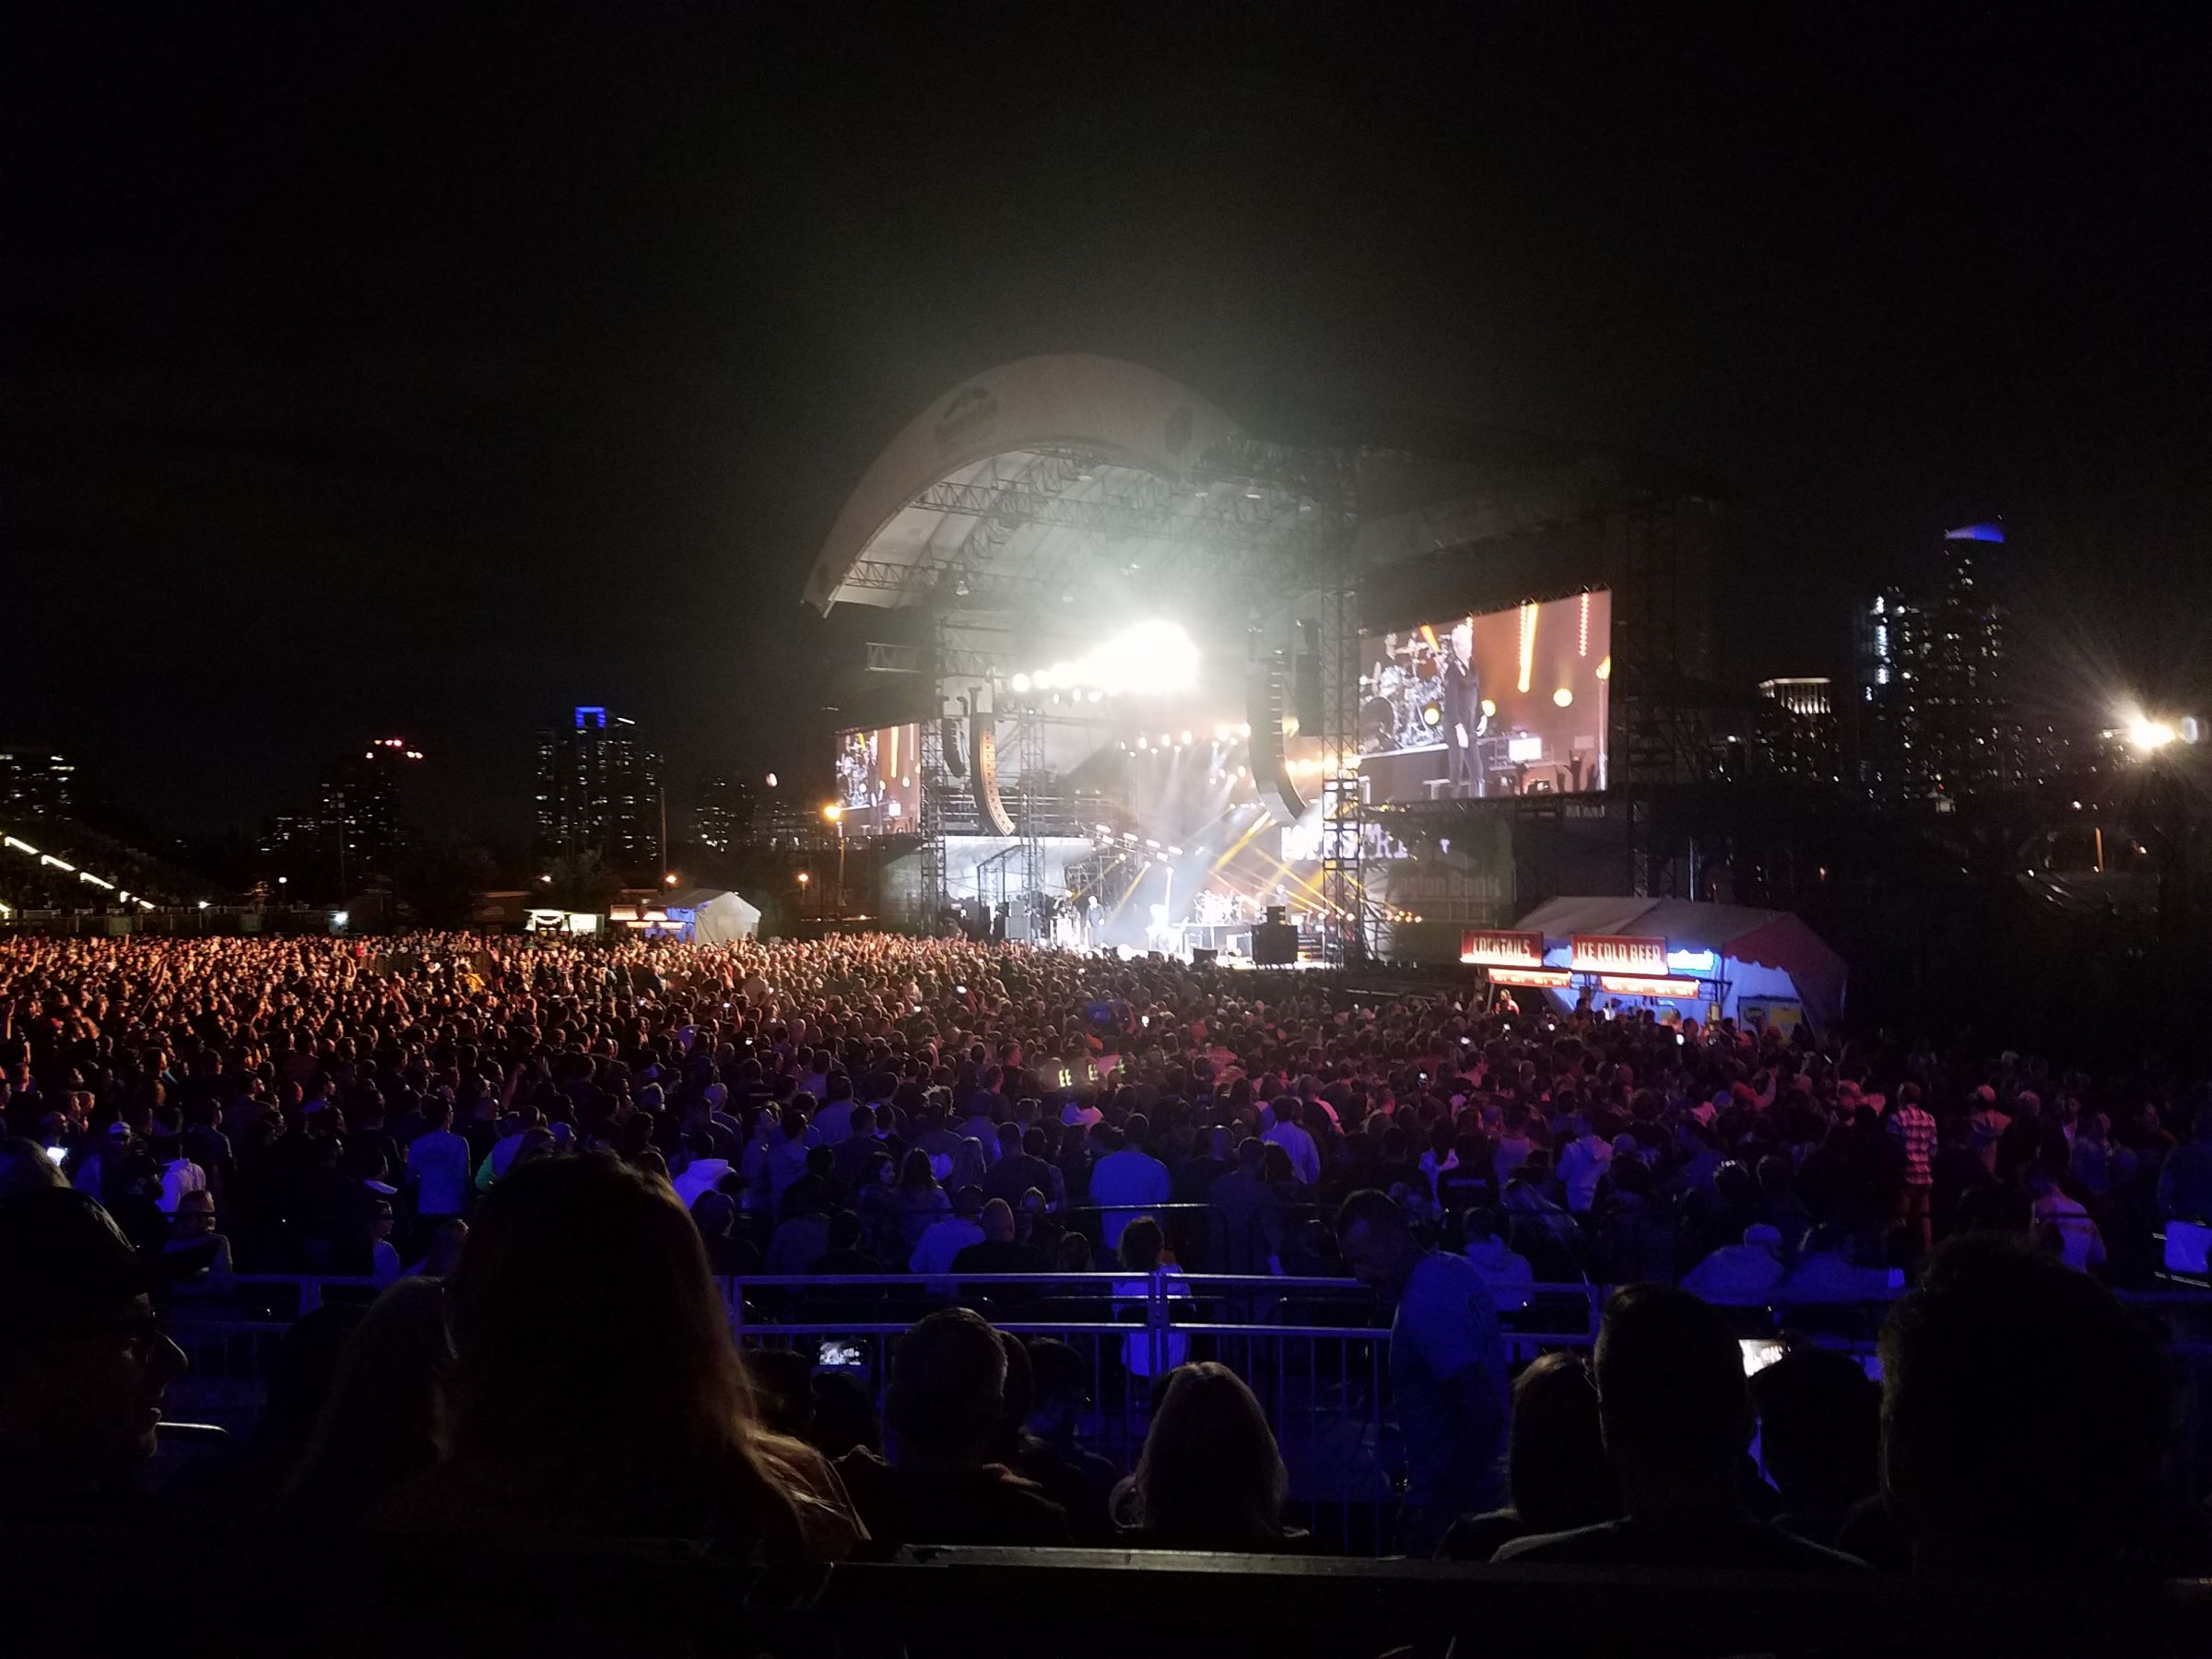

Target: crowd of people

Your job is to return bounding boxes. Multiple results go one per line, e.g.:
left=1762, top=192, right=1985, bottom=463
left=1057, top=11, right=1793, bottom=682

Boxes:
left=0, top=929, right=2206, bottom=1587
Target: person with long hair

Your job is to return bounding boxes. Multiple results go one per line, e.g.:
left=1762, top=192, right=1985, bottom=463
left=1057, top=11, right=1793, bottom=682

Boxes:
left=1126, top=1361, right=1298, bottom=1551
left=367, top=1153, right=861, bottom=1555
left=278, top=1277, right=448, bottom=1533
left=892, top=1147, right=951, bottom=1252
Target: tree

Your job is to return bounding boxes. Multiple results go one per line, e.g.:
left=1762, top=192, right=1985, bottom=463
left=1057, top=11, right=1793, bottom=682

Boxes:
left=543, top=851, right=621, bottom=915
left=395, top=838, right=493, bottom=930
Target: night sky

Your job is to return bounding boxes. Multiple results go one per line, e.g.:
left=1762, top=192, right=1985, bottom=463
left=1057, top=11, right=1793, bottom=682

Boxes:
left=8, top=4, right=2210, bottom=840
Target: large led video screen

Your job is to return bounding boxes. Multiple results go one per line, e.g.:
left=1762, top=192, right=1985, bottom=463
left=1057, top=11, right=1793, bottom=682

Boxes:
left=1359, top=590, right=1610, bottom=800
left=834, top=724, right=921, bottom=834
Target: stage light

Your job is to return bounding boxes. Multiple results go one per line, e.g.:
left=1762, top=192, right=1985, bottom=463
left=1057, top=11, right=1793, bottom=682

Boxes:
left=1595, top=656, right=1611, bottom=681
left=1136, top=735, right=1148, bottom=749
left=665, top=873, right=679, bottom=886
left=1553, top=688, right=1574, bottom=708
left=1180, top=730, right=1193, bottom=745
left=2127, top=717, right=2179, bottom=752
left=197, top=900, right=208, bottom=911
left=540, top=874, right=552, bottom=884
left=1159, top=734, right=1171, bottom=747
left=766, top=772, right=779, bottom=787
left=1011, top=673, right=1031, bottom=693
left=1479, top=699, right=1497, bottom=718
left=1088, top=689, right=1103, bottom=703
left=1041, top=620, right=1200, bottom=698
left=796, top=871, right=810, bottom=885
left=822, top=804, right=842, bottom=823
left=1421, top=703, right=1442, bottom=728
left=1237, top=722, right=1251, bottom=738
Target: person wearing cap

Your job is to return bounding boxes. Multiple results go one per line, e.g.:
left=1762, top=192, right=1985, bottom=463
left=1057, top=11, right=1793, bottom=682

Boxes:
left=0, top=1189, right=188, bottom=1522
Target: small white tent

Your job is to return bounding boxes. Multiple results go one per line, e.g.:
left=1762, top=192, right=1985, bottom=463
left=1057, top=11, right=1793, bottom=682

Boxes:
left=663, top=888, right=760, bottom=944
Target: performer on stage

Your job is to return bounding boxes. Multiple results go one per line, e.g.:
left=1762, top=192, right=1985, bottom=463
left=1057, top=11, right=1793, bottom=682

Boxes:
left=1441, top=619, right=1486, bottom=797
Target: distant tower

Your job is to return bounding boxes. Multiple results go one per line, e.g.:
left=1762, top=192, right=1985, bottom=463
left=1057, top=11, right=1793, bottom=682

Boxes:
left=1924, top=523, right=2011, bottom=798
left=535, top=706, right=663, bottom=878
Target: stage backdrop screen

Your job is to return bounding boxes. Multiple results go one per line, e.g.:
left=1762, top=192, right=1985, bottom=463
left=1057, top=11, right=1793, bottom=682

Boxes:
left=834, top=724, right=921, bottom=834
left=1359, top=590, right=1610, bottom=801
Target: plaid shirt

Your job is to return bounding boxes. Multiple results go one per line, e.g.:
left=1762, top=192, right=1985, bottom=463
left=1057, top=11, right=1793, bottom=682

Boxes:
left=1889, top=1103, right=1937, bottom=1186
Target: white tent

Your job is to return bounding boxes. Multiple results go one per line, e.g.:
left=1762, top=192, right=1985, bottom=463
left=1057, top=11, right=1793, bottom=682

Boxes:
left=663, top=888, right=760, bottom=945
left=1511, top=895, right=1849, bottom=1030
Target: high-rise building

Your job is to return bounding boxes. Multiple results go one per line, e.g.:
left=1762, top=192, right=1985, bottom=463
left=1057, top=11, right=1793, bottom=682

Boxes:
left=1922, top=523, right=2013, bottom=797
left=259, top=738, right=423, bottom=891
left=693, top=774, right=757, bottom=853
left=1856, top=585, right=1931, bottom=800
left=322, top=739, right=422, bottom=883
left=1754, top=677, right=1841, bottom=783
left=1854, top=524, right=2015, bottom=805
left=535, top=706, right=664, bottom=877
left=0, top=747, right=77, bottom=820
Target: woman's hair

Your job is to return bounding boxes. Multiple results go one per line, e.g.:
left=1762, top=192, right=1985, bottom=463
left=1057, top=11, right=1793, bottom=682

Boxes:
left=897, top=1147, right=937, bottom=1191
left=1132, top=1362, right=1288, bottom=1548
left=1504, top=1351, right=1619, bottom=1534
left=438, top=1152, right=804, bottom=1546
left=1261, top=1141, right=1295, bottom=1186
left=280, top=1277, right=449, bottom=1532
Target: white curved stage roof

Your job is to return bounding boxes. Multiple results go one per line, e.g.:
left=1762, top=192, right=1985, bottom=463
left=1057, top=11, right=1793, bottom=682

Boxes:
left=805, top=354, right=1335, bottom=616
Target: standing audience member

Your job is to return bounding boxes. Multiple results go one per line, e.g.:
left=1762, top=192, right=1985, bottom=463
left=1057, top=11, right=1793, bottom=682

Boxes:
left=1335, top=1190, right=1510, bottom=1554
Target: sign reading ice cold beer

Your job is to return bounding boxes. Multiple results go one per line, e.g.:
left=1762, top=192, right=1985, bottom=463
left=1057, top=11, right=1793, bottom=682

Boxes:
left=1570, top=934, right=1669, bottom=976
left=1460, top=929, right=1546, bottom=969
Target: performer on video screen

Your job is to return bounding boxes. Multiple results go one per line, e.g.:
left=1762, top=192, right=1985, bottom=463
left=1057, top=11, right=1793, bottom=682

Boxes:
left=1441, top=619, right=1486, bottom=797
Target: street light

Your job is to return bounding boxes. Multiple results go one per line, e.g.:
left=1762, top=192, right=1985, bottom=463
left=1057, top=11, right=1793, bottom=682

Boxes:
left=796, top=870, right=810, bottom=885
left=664, top=872, right=678, bottom=887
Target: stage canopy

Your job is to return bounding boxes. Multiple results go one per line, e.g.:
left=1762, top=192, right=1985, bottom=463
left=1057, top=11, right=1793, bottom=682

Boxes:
left=804, top=354, right=1342, bottom=618
left=1512, top=894, right=1848, bottom=1030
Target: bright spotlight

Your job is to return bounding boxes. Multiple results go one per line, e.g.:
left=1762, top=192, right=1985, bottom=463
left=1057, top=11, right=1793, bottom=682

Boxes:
left=1479, top=699, right=1498, bottom=718
left=1180, top=729, right=1194, bottom=745
left=1044, top=620, right=1201, bottom=698
left=2127, top=717, right=2179, bottom=753
left=1595, top=656, right=1612, bottom=682
left=1010, top=672, right=1031, bottom=693
left=1553, top=688, right=1574, bottom=708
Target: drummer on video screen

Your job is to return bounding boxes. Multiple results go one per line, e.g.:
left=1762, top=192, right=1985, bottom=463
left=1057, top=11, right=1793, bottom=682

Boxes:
left=1441, top=618, right=1486, bottom=796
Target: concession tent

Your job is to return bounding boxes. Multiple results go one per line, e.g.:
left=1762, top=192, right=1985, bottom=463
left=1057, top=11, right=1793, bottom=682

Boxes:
left=661, top=888, right=761, bottom=945
left=1511, top=895, right=1848, bottom=1030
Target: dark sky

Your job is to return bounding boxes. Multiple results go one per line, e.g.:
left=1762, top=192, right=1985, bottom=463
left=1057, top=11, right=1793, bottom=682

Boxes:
left=8, top=4, right=2210, bottom=838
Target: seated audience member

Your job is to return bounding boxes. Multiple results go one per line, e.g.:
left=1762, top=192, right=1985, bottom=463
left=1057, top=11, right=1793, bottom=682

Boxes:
left=741, top=1347, right=816, bottom=1441
left=0, top=1137, right=65, bottom=1200
left=1878, top=1234, right=2205, bottom=1578
left=1494, top=1285, right=1861, bottom=1569
left=278, top=1276, right=447, bottom=1532
left=0, top=1189, right=188, bottom=1523
left=1125, top=1361, right=1301, bottom=1552
left=808, top=1371, right=879, bottom=1462
left=368, top=1153, right=860, bottom=1556
left=1441, top=1351, right=1619, bottom=1560
left=1749, top=1346, right=1880, bottom=1550
left=835, top=1307, right=1070, bottom=1547
left=1017, top=1336, right=1118, bottom=1542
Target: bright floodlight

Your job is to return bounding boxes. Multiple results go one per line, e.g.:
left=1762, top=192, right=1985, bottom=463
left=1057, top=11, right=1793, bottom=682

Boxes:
left=1049, top=619, right=1200, bottom=698
left=2127, top=718, right=2179, bottom=753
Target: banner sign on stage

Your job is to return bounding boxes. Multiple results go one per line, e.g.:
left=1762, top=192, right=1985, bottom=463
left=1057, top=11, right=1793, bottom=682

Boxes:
left=1461, top=928, right=1546, bottom=969
left=1570, top=934, right=1669, bottom=976
left=1491, top=968, right=1572, bottom=989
